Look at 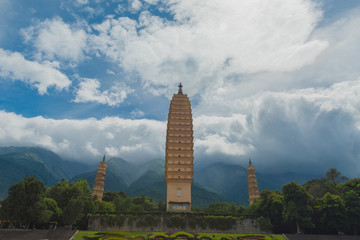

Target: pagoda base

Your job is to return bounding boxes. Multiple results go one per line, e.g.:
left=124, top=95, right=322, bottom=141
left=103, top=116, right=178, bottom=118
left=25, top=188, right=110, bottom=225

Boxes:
left=168, top=201, right=191, bottom=212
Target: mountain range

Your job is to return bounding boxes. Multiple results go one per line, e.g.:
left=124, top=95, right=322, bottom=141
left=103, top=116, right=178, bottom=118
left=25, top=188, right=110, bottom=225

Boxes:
left=0, top=147, right=320, bottom=206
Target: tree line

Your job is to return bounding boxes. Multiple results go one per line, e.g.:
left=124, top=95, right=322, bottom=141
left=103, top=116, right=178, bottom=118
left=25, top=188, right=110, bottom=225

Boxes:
left=249, top=168, right=360, bottom=235
left=0, top=176, right=167, bottom=229
left=0, top=168, right=359, bottom=235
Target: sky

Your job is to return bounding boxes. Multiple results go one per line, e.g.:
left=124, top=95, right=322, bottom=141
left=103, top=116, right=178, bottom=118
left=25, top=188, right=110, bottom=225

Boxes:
left=1, top=0, right=360, bottom=177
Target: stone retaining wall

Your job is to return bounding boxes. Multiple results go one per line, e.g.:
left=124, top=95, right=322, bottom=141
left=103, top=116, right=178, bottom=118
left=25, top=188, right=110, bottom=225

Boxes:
left=88, top=214, right=266, bottom=234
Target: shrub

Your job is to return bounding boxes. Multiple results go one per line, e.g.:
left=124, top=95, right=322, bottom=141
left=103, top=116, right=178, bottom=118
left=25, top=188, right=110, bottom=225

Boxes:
left=170, top=231, right=195, bottom=240
left=188, top=218, right=196, bottom=229
left=149, top=233, right=168, bottom=240
left=135, top=214, right=160, bottom=228
left=167, top=215, right=186, bottom=229
left=106, top=215, right=116, bottom=226
left=199, top=218, right=207, bottom=229
left=256, top=217, right=271, bottom=231
left=116, top=214, right=126, bottom=227
left=205, top=216, right=236, bottom=230
left=127, top=215, right=137, bottom=227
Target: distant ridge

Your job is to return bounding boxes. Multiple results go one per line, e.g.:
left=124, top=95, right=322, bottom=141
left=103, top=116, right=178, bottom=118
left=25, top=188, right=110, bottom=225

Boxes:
left=0, top=146, right=93, bottom=199
left=72, top=158, right=226, bottom=207
left=0, top=146, right=320, bottom=206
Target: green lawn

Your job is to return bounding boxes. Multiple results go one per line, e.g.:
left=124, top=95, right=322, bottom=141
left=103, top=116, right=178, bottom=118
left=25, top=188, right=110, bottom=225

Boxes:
left=72, top=231, right=286, bottom=240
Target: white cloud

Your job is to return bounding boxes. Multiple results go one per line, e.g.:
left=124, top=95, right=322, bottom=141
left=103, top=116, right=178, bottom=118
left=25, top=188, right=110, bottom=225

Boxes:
left=105, top=146, right=119, bottom=156
left=106, top=69, right=115, bottom=75
left=73, top=78, right=134, bottom=106
left=0, top=48, right=71, bottom=94
left=130, top=109, right=145, bottom=118
left=90, top=0, right=328, bottom=97
left=86, top=142, right=100, bottom=156
left=130, top=0, right=142, bottom=12
left=192, top=6, right=360, bottom=117
left=75, top=0, right=89, bottom=5
left=1, top=79, right=360, bottom=176
left=22, top=18, right=87, bottom=62
left=193, top=80, right=360, bottom=177
left=143, top=0, right=159, bottom=4
left=0, top=111, right=166, bottom=163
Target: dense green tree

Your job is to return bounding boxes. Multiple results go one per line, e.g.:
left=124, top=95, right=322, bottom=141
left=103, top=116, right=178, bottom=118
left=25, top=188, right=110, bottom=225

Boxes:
left=132, top=195, right=146, bottom=205
left=94, top=200, right=115, bottom=212
left=62, top=198, right=84, bottom=230
left=141, top=197, right=158, bottom=211
left=344, top=190, right=360, bottom=234
left=303, top=179, right=328, bottom=199
left=43, top=197, right=62, bottom=222
left=282, top=182, right=314, bottom=233
left=303, top=169, right=344, bottom=199
left=206, top=202, right=232, bottom=214
left=46, top=179, right=71, bottom=209
left=205, top=202, right=239, bottom=214
left=28, top=199, right=52, bottom=227
left=317, top=192, right=346, bottom=233
left=158, top=200, right=166, bottom=212
left=325, top=168, right=348, bottom=183
left=251, top=190, right=284, bottom=231
left=0, top=176, right=48, bottom=228
left=102, top=191, right=119, bottom=202
left=46, top=179, right=94, bottom=229
left=114, top=196, right=133, bottom=212
left=342, top=178, right=360, bottom=194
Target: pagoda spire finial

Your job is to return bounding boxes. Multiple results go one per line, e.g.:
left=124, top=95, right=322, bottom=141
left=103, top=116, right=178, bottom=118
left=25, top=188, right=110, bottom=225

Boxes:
left=249, top=158, right=252, bottom=165
left=103, top=155, right=106, bottom=162
left=178, top=82, right=183, bottom=94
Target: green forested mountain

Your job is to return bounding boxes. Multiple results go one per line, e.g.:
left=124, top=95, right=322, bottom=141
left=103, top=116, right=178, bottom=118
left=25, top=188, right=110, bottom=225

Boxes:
left=72, top=158, right=225, bottom=207
left=124, top=159, right=225, bottom=208
left=0, top=146, right=320, bottom=208
left=126, top=159, right=165, bottom=201
left=0, top=147, right=93, bottom=199
left=194, top=162, right=322, bottom=206
left=70, top=157, right=137, bottom=192
left=194, top=162, right=282, bottom=205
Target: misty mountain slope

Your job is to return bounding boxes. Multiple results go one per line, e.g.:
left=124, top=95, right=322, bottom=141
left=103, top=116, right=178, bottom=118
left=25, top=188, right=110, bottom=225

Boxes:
left=126, top=160, right=226, bottom=207
left=0, top=147, right=93, bottom=179
left=194, top=162, right=249, bottom=205
left=194, top=162, right=282, bottom=205
left=260, top=172, right=322, bottom=187
left=70, top=157, right=137, bottom=191
left=191, top=183, right=226, bottom=208
left=71, top=169, right=129, bottom=192
left=126, top=159, right=166, bottom=201
left=0, top=146, right=320, bottom=207
left=0, top=152, right=59, bottom=199
left=0, top=147, right=93, bottom=199
left=126, top=169, right=166, bottom=202
left=135, top=159, right=165, bottom=177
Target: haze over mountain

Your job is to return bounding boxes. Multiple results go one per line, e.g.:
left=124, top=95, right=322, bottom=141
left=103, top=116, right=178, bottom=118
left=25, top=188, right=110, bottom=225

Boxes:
left=0, top=147, right=93, bottom=199
left=71, top=158, right=226, bottom=208
left=0, top=147, right=323, bottom=207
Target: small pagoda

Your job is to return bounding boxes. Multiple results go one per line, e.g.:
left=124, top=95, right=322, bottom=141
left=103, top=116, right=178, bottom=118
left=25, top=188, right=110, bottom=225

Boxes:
left=247, top=158, right=260, bottom=206
left=92, top=155, right=107, bottom=201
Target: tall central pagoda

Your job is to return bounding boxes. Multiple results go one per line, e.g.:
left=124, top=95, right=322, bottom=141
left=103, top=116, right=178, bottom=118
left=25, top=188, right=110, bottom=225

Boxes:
left=165, top=83, right=194, bottom=212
